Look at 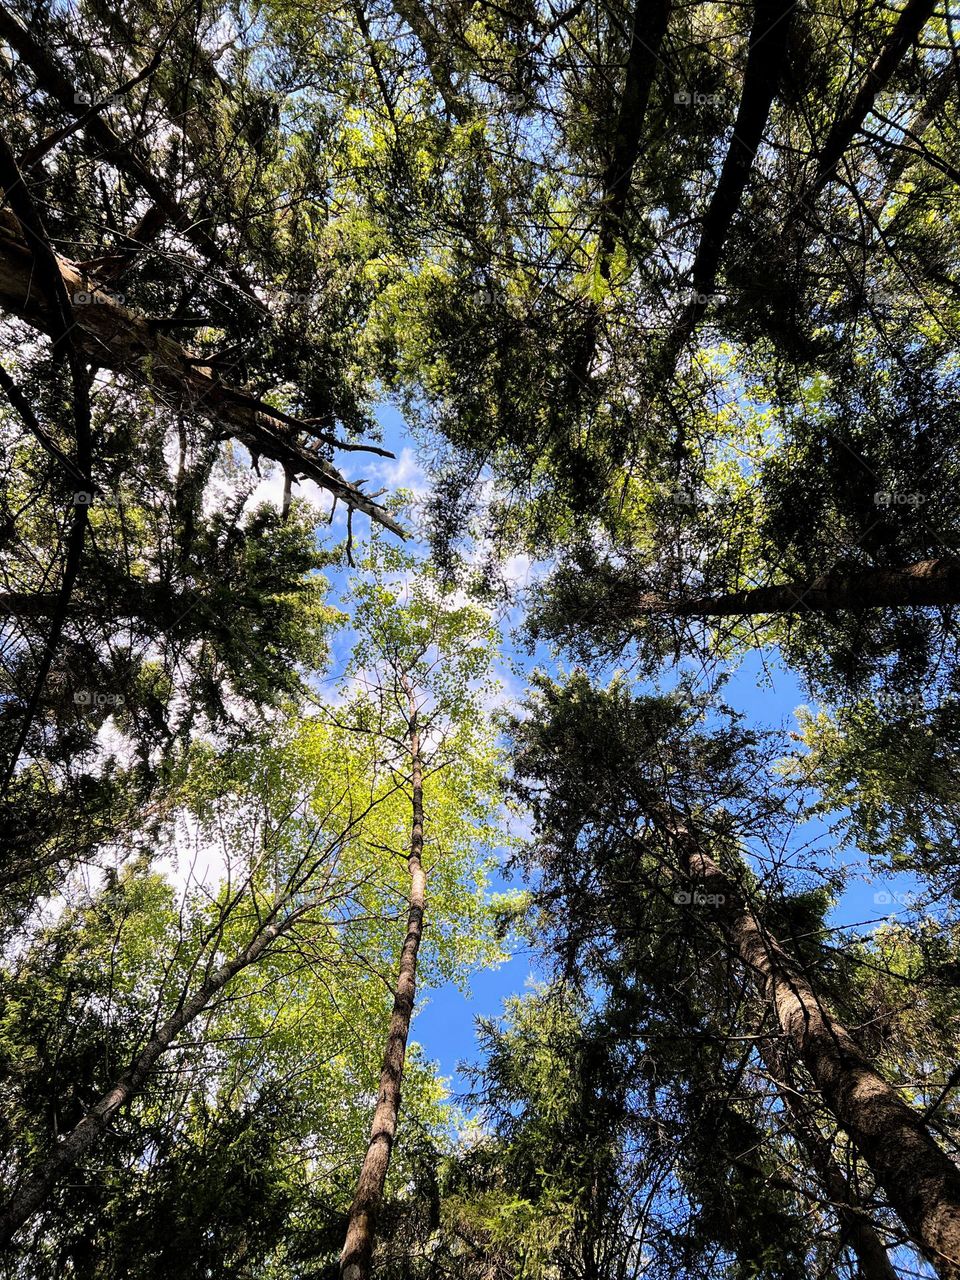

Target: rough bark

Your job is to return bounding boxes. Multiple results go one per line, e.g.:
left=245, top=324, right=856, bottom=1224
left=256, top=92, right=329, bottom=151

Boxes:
left=0, top=908, right=302, bottom=1244
left=627, top=558, right=960, bottom=619
left=340, top=672, right=426, bottom=1279
left=759, top=1039, right=899, bottom=1280
left=0, top=208, right=403, bottom=535
left=668, top=820, right=960, bottom=1277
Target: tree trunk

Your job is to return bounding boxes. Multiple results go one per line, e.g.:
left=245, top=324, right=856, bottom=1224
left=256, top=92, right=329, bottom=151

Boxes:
left=631, top=558, right=960, bottom=618
left=669, top=820, right=960, bottom=1277
left=0, top=209, right=403, bottom=535
left=663, top=0, right=795, bottom=360
left=758, top=1038, right=899, bottom=1280
left=0, top=909, right=299, bottom=1244
left=596, top=0, right=672, bottom=267
left=872, top=62, right=955, bottom=217
left=810, top=0, right=939, bottom=195
left=340, top=673, right=426, bottom=1280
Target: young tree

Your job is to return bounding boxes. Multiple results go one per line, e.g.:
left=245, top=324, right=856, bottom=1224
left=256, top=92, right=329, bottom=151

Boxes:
left=0, top=622, right=503, bottom=1262
left=339, top=545, right=501, bottom=1278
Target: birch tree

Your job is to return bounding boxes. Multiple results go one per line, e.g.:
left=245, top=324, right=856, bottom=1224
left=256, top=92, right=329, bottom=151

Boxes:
left=0, top=641, right=504, bottom=1267
left=338, top=545, right=502, bottom=1278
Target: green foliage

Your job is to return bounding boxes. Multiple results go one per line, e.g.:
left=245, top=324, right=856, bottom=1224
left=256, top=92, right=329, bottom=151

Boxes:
left=790, top=695, right=960, bottom=884
left=0, top=546, right=508, bottom=1275
left=2, top=1, right=960, bottom=1275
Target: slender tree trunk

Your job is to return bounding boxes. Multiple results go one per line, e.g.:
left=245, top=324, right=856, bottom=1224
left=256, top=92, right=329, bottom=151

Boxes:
left=810, top=0, right=939, bottom=195
left=758, top=1039, right=899, bottom=1280
left=663, top=0, right=795, bottom=363
left=872, top=63, right=955, bottom=217
left=630, top=558, right=960, bottom=618
left=668, top=819, right=960, bottom=1277
left=0, top=909, right=298, bottom=1244
left=340, top=673, right=426, bottom=1280
left=596, top=0, right=672, bottom=267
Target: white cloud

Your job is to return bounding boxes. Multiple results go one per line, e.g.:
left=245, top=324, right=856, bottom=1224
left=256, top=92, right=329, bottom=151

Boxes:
left=372, top=446, right=429, bottom=498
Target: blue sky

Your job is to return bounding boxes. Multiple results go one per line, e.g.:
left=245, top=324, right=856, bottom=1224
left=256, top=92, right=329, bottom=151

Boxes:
left=302, top=399, right=940, bottom=1276
left=308, top=403, right=927, bottom=1099
left=412, top=658, right=926, bottom=1098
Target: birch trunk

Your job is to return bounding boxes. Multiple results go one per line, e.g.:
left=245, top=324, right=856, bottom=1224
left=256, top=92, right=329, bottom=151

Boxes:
left=340, top=673, right=426, bottom=1279
left=0, top=910, right=296, bottom=1244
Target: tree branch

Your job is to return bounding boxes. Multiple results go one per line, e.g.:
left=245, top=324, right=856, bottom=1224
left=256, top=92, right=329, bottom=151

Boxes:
left=623, top=558, right=960, bottom=620
left=0, top=209, right=404, bottom=535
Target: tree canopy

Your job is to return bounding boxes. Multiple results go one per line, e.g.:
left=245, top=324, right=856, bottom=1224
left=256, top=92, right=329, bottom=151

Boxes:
left=1, top=0, right=960, bottom=1276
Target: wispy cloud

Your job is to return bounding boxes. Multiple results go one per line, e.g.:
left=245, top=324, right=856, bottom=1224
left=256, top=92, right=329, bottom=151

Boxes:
left=372, top=445, right=430, bottom=498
